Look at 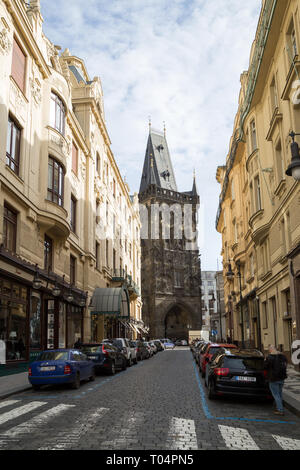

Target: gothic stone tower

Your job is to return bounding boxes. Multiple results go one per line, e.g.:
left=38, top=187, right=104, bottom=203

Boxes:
left=139, top=129, right=202, bottom=341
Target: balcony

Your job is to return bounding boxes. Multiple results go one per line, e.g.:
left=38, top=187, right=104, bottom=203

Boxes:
left=111, top=270, right=140, bottom=299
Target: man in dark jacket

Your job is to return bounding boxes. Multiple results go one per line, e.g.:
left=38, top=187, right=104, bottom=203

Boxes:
left=264, top=345, right=287, bottom=416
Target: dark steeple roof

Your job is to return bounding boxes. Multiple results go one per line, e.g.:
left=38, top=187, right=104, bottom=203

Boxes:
left=139, top=129, right=178, bottom=194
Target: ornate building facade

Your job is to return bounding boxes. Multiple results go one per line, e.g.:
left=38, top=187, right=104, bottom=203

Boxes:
left=216, top=0, right=300, bottom=362
left=0, top=0, right=142, bottom=372
left=139, top=129, right=202, bottom=341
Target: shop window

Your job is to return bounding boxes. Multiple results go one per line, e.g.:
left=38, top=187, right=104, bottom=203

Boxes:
left=6, top=115, right=21, bottom=175
left=30, top=294, right=41, bottom=350
left=3, top=204, right=17, bottom=253
left=11, top=37, right=26, bottom=93
left=0, top=279, right=27, bottom=361
left=47, top=156, right=64, bottom=206
left=67, top=305, right=82, bottom=348
left=50, top=92, right=66, bottom=135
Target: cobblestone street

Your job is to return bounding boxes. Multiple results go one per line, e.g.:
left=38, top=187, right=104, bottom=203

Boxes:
left=0, top=348, right=299, bottom=451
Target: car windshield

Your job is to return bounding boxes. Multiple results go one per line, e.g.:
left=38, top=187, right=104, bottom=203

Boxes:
left=81, top=345, right=101, bottom=353
left=223, top=357, right=264, bottom=371
left=38, top=351, right=69, bottom=361
left=112, top=340, right=123, bottom=348
left=208, top=347, right=223, bottom=356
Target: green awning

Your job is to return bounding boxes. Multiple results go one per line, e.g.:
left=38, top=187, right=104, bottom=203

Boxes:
left=89, top=287, right=130, bottom=318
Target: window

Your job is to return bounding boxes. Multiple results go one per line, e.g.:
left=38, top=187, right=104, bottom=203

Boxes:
left=70, top=195, right=77, bottom=233
left=95, top=241, right=100, bottom=270
left=47, top=157, right=64, bottom=206
left=254, top=176, right=262, bottom=211
left=50, top=92, right=65, bottom=135
left=175, top=270, right=183, bottom=287
left=72, top=142, right=78, bottom=175
left=275, top=139, right=284, bottom=183
left=287, top=20, right=298, bottom=65
left=70, top=256, right=76, bottom=285
left=11, top=37, right=26, bottom=93
left=3, top=204, right=17, bottom=252
left=113, top=249, right=116, bottom=272
left=106, top=240, right=109, bottom=267
left=96, top=153, right=100, bottom=174
left=249, top=253, right=254, bottom=278
left=6, top=115, right=21, bottom=175
left=250, top=119, right=257, bottom=152
left=44, top=235, right=53, bottom=272
left=270, top=77, right=278, bottom=113
left=291, top=28, right=298, bottom=57
left=113, top=179, right=116, bottom=198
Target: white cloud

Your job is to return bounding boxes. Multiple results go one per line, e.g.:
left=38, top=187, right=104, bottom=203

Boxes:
left=41, top=0, right=261, bottom=269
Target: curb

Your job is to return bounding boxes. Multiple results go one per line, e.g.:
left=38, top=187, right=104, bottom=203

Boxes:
left=0, top=385, right=32, bottom=401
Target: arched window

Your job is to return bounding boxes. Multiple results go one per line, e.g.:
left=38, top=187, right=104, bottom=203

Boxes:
left=50, top=92, right=66, bottom=135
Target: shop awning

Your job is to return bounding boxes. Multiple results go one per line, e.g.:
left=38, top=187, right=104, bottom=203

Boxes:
left=89, top=287, right=130, bottom=318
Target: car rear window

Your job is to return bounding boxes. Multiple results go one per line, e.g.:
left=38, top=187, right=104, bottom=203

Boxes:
left=208, top=347, right=222, bottom=356
left=38, top=351, right=69, bottom=361
left=81, top=346, right=101, bottom=353
left=113, top=340, right=123, bottom=348
left=223, top=357, right=264, bottom=371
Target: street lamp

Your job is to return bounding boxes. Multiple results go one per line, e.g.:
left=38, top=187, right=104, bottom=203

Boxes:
left=286, top=131, right=300, bottom=181
left=226, top=260, right=244, bottom=348
left=32, top=265, right=42, bottom=290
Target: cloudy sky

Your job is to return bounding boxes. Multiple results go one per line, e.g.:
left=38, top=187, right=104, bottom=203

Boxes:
left=40, top=0, right=261, bottom=271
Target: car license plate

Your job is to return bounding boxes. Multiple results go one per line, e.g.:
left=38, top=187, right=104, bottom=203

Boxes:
left=89, top=356, right=97, bottom=360
left=235, top=376, right=256, bottom=382
left=40, top=366, right=56, bottom=371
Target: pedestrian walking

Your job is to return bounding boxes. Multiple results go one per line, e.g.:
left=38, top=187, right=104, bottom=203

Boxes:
left=264, top=345, right=288, bottom=416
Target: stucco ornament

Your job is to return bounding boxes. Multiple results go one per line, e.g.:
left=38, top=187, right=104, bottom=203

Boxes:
left=0, top=27, right=12, bottom=54
left=30, top=78, right=42, bottom=105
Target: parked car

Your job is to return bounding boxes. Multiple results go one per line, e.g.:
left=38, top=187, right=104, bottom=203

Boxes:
left=111, top=338, right=136, bottom=366
left=192, top=340, right=205, bottom=358
left=199, top=343, right=238, bottom=377
left=132, top=340, right=149, bottom=361
left=80, top=343, right=127, bottom=375
left=143, top=342, right=152, bottom=357
left=28, top=349, right=95, bottom=390
left=149, top=341, right=158, bottom=354
left=205, top=349, right=271, bottom=401
left=153, top=340, right=164, bottom=351
left=129, top=340, right=139, bottom=364
left=160, top=339, right=175, bottom=349
left=175, top=339, right=188, bottom=346
left=195, top=342, right=210, bottom=365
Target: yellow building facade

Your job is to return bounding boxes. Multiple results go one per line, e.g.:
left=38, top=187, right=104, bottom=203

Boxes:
left=0, top=0, right=142, bottom=370
left=216, top=0, right=300, bottom=361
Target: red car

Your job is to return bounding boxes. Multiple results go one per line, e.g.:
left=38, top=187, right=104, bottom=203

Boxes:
left=199, top=343, right=238, bottom=378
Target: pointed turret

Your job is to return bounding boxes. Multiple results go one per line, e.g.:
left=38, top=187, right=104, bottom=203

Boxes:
left=191, top=170, right=198, bottom=196
left=139, top=129, right=177, bottom=194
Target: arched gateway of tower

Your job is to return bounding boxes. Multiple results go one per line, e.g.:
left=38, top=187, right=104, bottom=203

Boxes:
left=139, top=128, right=202, bottom=340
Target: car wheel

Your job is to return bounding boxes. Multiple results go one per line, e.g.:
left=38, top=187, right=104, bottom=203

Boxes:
left=122, top=359, right=127, bottom=371
left=109, top=362, right=116, bottom=375
left=201, top=369, right=205, bottom=378
left=208, top=380, right=216, bottom=400
left=71, top=373, right=81, bottom=390
left=134, top=357, right=138, bottom=365
left=128, top=356, right=132, bottom=367
left=89, top=369, right=96, bottom=381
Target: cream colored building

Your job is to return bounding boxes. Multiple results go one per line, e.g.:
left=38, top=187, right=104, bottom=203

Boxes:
left=0, top=0, right=142, bottom=370
left=216, top=0, right=300, bottom=360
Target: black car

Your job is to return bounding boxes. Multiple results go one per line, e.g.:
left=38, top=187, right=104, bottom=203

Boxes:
left=80, top=343, right=127, bottom=375
left=205, top=349, right=271, bottom=400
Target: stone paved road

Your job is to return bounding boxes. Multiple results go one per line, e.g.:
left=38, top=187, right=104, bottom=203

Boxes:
left=0, top=347, right=299, bottom=450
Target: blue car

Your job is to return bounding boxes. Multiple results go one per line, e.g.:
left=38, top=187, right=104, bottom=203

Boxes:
left=29, top=349, right=95, bottom=391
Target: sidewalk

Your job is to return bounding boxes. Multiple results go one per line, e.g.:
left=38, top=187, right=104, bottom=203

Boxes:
left=0, top=372, right=31, bottom=400
left=283, top=366, right=300, bottom=417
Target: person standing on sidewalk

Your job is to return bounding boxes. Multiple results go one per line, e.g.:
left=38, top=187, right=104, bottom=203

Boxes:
left=264, top=345, right=288, bottom=416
